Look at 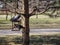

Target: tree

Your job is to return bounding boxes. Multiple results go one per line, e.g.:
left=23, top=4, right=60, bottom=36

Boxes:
left=0, top=0, right=55, bottom=45
left=22, top=0, right=55, bottom=45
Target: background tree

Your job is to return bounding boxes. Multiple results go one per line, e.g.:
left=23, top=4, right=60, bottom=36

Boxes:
left=0, top=0, right=58, bottom=45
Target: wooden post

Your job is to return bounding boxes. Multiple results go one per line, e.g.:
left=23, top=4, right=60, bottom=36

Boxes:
left=22, top=0, right=30, bottom=45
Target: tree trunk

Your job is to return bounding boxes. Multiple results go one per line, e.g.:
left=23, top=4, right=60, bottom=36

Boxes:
left=22, top=0, right=30, bottom=45
left=22, top=17, right=30, bottom=45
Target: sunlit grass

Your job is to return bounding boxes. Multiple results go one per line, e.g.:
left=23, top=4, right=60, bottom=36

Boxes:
left=30, top=18, right=60, bottom=24
left=0, top=15, right=60, bottom=24
left=0, top=20, right=11, bottom=24
left=1, top=15, right=60, bottom=29
left=30, top=15, right=60, bottom=24
left=0, top=15, right=11, bottom=20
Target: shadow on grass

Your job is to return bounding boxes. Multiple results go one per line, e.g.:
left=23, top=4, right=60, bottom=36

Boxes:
left=0, top=35, right=60, bottom=45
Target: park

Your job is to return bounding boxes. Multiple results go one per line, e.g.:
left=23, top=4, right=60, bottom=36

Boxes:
left=0, top=0, right=60, bottom=45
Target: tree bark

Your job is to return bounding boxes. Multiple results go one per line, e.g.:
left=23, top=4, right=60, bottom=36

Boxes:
left=22, top=0, right=30, bottom=45
left=22, top=17, right=30, bottom=45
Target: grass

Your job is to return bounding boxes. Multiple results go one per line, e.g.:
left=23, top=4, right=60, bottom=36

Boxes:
left=0, top=20, right=11, bottom=24
left=0, top=35, right=60, bottom=45
left=1, top=15, right=60, bottom=29
left=0, top=20, right=12, bottom=29
left=1, top=15, right=60, bottom=24
left=29, top=15, right=60, bottom=28
left=30, top=15, right=60, bottom=24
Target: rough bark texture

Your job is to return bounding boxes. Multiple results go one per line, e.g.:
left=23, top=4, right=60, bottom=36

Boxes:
left=22, top=17, right=30, bottom=45
left=22, top=0, right=30, bottom=45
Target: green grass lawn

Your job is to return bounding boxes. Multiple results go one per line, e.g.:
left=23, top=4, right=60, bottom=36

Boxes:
left=1, top=15, right=60, bottom=24
left=29, top=15, right=60, bottom=28
left=30, top=15, right=60, bottom=24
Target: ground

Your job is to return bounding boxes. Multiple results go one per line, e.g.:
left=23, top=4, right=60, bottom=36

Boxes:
left=0, top=15, right=60, bottom=29
left=0, top=35, right=60, bottom=45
